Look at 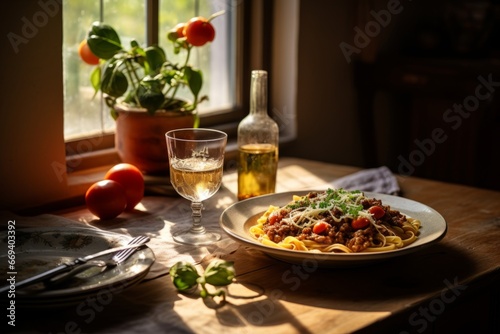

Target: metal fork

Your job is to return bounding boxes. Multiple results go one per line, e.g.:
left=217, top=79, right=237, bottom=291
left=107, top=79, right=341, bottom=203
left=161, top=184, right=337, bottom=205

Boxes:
left=111, top=235, right=150, bottom=264
left=46, top=235, right=150, bottom=286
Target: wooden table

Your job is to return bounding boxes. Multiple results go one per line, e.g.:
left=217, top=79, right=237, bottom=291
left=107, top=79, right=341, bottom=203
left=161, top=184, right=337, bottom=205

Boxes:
left=8, top=158, right=500, bottom=333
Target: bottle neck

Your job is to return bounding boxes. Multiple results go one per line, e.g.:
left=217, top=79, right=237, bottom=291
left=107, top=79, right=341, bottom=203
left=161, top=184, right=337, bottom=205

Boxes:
left=250, top=70, right=268, bottom=115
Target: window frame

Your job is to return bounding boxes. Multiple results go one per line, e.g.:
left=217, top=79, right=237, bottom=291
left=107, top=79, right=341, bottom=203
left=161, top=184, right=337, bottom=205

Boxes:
left=65, top=0, right=252, bottom=173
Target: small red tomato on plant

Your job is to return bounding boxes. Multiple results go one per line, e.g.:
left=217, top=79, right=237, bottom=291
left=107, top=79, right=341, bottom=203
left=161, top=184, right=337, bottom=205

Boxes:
left=351, top=217, right=370, bottom=229
left=167, top=23, right=187, bottom=42
left=368, top=205, right=385, bottom=219
left=78, top=39, right=100, bottom=65
left=184, top=17, right=215, bottom=46
left=105, top=163, right=145, bottom=210
left=85, top=180, right=127, bottom=220
left=174, top=23, right=186, bottom=38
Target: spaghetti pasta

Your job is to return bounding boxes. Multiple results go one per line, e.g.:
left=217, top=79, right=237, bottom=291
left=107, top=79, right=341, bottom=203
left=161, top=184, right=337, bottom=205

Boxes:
left=249, top=188, right=421, bottom=253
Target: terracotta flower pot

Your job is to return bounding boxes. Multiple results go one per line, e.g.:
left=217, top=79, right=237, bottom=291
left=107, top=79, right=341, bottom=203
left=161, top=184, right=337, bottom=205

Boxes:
left=114, top=105, right=196, bottom=175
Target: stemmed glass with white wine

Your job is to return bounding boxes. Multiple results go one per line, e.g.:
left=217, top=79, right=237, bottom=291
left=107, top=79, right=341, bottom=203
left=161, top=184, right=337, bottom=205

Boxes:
left=165, top=128, right=227, bottom=245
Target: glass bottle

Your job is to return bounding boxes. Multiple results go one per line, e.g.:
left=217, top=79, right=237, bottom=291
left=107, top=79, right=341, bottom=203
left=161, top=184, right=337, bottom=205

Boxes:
left=237, top=70, right=279, bottom=200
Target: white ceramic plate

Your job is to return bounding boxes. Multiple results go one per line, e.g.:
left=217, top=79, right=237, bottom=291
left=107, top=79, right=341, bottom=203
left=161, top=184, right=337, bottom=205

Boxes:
left=220, top=191, right=447, bottom=267
left=0, top=227, right=155, bottom=307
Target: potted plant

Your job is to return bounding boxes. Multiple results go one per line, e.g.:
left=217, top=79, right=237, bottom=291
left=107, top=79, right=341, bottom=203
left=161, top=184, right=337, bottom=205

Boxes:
left=80, top=12, right=223, bottom=174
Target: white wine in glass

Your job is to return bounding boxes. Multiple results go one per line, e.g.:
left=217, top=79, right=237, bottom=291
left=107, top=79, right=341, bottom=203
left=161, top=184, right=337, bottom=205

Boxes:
left=166, top=128, right=227, bottom=245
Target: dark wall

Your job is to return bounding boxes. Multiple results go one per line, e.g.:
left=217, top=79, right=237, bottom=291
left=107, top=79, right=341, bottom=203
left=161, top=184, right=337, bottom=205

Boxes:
left=282, top=0, right=500, bottom=191
left=281, top=0, right=363, bottom=167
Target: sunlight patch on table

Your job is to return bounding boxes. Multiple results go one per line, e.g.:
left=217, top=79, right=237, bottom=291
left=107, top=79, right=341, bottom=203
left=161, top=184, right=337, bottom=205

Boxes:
left=276, top=164, right=330, bottom=192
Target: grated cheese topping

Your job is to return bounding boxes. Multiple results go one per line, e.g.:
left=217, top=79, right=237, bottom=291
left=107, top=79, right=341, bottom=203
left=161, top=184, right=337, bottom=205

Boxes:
left=281, top=188, right=367, bottom=228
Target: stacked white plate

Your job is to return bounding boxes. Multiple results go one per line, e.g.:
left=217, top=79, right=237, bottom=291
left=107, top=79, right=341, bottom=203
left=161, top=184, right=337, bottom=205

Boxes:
left=1, top=227, right=155, bottom=308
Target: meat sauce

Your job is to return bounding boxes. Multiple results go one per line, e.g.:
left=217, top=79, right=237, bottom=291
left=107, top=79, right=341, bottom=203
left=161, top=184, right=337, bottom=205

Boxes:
left=262, top=192, right=407, bottom=253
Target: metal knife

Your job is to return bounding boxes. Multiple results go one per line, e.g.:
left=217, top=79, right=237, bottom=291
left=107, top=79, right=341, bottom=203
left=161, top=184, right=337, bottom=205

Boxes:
left=0, top=240, right=149, bottom=293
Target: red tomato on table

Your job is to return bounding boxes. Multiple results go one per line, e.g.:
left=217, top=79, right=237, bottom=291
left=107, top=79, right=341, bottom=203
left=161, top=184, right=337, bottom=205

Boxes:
left=105, top=163, right=145, bottom=210
left=85, top=180, right=127, bottom=220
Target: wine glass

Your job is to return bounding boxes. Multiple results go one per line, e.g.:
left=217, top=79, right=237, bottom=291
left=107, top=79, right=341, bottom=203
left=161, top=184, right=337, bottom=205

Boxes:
left=165, top=128, right=227, bottom=245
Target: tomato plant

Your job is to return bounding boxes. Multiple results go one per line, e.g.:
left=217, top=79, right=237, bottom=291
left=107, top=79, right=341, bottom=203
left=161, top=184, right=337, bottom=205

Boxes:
left=105, top=163, right=144, bottom=210
left=368, top=205, right=385, bottom=219
left=85, top=180, right=127, bottom=220
left=351, top=217, right=370, bottom=229
left=78, top=39, right=100, bottom=65
left=84, top=12, right=221, bottom=115
left=184, top=17, right=215, bottom=47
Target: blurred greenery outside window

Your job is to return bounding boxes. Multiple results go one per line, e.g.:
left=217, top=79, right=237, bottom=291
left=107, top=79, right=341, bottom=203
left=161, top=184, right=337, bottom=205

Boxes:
left=63, top=0, right=237, bottom=141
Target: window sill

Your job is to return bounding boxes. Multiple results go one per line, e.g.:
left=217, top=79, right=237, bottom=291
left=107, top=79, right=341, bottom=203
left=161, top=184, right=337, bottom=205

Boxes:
left=65, top=137, right=236, bottom=192
left=21, top=133, right=293, bottom=215
left=66, top=133, right=294, bottom=186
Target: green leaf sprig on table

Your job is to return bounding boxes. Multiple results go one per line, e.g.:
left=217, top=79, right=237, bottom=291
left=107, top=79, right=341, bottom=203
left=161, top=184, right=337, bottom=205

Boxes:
left=170, top=259, right=235, bottom=302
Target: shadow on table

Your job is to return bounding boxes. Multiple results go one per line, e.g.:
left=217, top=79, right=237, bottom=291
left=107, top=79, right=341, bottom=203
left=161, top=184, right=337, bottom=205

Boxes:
left=9, top=277, right=183, bottom=334
left=235, top=242, right=478, bottom=313
left=214, top=298, right=314, bottom=334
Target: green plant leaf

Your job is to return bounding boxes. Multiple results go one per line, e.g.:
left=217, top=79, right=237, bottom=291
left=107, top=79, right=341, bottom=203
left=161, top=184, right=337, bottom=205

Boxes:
left=130, top=41, right=146, bottom=59
left=110, top=107, right=119, bottom=120
left=137, top=82, right=165, bottom=114
left=184, top=67, right=203, bottom=102
left=131, top=44, right=148, bottom=72
left=193, top=113, right=200, bottom=128
left=87, top=22, right=122, bottom=59
left=145, top=46, right=166, bottom=75
left=88, top=21, right=121, bottom=43
left=101, top=62, right=128, bottom=98
left=90, top=66, right=101, bottom=93
left=87, top=36, right=123, bottom=60
left=167, top=30, right=178, bottom=42
left=162, top=68, right=181, bottom=87
left=130, top=40, right=140, bottom=48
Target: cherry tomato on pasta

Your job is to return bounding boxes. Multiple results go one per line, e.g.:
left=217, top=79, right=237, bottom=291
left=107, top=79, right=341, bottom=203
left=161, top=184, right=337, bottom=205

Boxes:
left=312, top=221, right=330, bottom=234
left=368, top=205, right=385, bottom=219
left=351, top=217, right=370, bottom=229
left=268, top=211, right=281, bottom=225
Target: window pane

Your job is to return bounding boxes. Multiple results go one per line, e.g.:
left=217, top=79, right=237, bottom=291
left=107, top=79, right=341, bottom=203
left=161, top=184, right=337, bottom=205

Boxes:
left=159, top=0, right=236, bottom=114
left=102, top=0, right=146, bottom=46
left=62, top=0, right=145, bottom=140
left=62, top=1, right=103, bottom=140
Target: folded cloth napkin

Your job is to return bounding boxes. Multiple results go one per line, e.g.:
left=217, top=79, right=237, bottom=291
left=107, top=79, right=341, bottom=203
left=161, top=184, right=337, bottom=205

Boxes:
left=330, top=166, right=400, bottom=195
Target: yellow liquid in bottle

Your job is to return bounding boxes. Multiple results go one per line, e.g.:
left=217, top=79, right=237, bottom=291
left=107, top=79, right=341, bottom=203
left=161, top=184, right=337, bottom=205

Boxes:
left=237, top=143, right=278, bottom=200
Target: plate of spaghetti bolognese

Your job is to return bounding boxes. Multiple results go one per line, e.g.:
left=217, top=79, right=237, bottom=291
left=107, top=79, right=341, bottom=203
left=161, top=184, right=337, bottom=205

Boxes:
left=219, top=189, right=447, bottom=266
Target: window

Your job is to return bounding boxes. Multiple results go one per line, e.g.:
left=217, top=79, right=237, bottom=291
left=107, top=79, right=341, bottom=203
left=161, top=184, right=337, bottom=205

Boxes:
left=2, top=0, right=297, bottom=211
left=62, top=0, right=241, bottom=142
